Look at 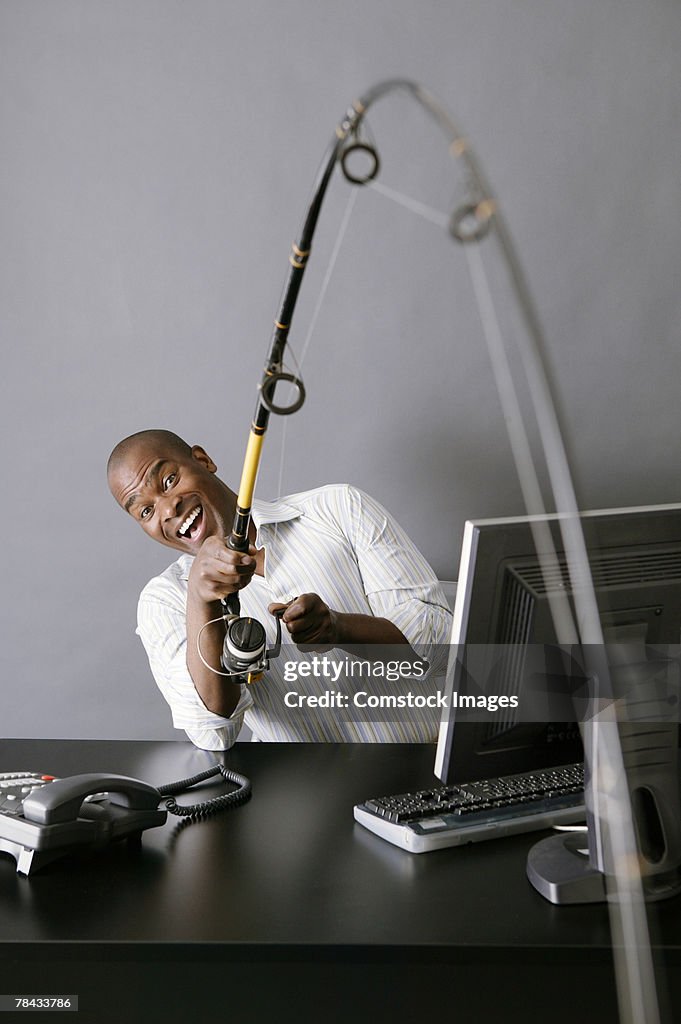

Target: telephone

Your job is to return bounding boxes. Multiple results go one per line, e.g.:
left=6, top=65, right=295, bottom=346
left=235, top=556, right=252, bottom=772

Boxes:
left=0, top=763, right=251, bottom=876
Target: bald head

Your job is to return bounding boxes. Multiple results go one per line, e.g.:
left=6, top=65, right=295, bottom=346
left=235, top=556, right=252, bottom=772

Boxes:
left=107, top=429, right=192, bottom=487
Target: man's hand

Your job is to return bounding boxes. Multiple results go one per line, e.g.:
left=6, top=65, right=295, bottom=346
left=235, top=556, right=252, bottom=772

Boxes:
left=269, top=594, right=417, bottom=662
left=188, top=537, right=257, bottom=605
left=184, top=537, right=257, bottom=718
left=268, top=593, right=338, bottom=645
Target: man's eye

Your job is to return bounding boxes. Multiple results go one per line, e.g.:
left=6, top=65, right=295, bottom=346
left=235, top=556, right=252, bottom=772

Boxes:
left=163, top=473, right=176, bottom=491
left=140, top=506, right=153, bottom=520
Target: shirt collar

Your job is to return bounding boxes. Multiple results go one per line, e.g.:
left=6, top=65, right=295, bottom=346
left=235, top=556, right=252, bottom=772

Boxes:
left=250, top=496, right=302, bottom=530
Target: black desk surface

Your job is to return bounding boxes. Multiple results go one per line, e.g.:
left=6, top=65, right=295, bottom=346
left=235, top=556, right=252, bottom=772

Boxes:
left=1, top=739, right=679, bottom=1023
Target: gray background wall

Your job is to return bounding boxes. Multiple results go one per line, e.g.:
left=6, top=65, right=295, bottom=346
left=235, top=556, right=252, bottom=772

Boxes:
left=1, top=0, right=680, bottom=740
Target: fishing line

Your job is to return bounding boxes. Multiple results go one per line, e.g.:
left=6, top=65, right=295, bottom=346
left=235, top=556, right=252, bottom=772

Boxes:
left=271, top=186, right=359, bottom=552
left=367, top=178, right=450, bottom=229
left=296, top=185, right=360, bottom=374
left=196, top=615, right=241, bottom=677
left=273, top=179, right=443, bottom=550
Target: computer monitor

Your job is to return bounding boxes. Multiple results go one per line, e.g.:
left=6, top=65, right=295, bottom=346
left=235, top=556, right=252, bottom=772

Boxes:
left=435, top=502, right=681, bottom=902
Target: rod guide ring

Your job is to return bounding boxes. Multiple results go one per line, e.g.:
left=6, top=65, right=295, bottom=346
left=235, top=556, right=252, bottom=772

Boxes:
left=449, top=201, right=494, bottom=243
left=259, top=371, right=306, bottom=415
left=340, top=142, right=381, bottom=185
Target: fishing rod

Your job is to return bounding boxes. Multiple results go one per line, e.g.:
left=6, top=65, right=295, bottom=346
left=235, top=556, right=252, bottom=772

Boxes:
left=216, top=78, right=667, bottom=1024
left=217, top=78, right=495, bottom=682
left=222, top=79, right=492, bottom=617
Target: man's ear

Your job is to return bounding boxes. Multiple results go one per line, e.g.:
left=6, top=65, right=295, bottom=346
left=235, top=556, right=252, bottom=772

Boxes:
left=190, top=445, right=217, bottom=473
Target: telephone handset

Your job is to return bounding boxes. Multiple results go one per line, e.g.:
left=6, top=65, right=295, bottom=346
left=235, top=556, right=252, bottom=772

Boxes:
left=22, top=773, right=161, bottom=825
left=0, top=763, right=251, bottom=876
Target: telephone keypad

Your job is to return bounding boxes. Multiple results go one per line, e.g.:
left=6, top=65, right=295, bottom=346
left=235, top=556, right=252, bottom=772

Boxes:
left=0, top=773, right=56, bottom=819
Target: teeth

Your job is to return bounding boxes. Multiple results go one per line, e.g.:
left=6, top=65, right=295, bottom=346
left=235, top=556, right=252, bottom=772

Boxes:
left=178, top=505, right=202, bottom=537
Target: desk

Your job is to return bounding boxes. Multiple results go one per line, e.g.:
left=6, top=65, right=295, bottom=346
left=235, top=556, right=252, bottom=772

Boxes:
left=0, top=740, right=679, bottom=1024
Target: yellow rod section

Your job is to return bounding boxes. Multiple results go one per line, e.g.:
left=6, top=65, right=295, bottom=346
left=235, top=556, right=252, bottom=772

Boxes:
left=237, top=429, right=265, bottom=510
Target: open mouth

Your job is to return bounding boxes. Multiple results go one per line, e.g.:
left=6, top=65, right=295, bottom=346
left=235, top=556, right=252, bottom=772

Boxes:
left=177, top=504, right=203, bottom=542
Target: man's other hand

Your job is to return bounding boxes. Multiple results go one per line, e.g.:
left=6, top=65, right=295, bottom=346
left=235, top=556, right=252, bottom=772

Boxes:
left=268, top=593, right=338, bottom=645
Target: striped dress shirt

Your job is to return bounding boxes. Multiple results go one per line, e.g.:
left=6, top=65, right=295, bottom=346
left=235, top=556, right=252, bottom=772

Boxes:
left=136, top=484, right=453, bottom=750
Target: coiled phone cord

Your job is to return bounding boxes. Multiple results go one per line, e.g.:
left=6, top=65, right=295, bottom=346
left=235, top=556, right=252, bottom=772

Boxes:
left=157, top=763, right=252, bottom=822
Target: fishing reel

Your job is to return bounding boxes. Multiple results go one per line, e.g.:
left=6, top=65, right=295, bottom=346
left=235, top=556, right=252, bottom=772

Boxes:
left=219, top=594, right=282, bottom=684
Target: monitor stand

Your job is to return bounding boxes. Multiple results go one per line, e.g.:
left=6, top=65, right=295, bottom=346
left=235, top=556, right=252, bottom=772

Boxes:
left=527, top=831, right=605, bottom=904
left=527, top=714, right=681, bottom=905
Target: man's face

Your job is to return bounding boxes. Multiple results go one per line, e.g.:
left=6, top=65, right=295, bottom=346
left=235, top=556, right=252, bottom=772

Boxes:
left=109, top=440, right=234, bottom=555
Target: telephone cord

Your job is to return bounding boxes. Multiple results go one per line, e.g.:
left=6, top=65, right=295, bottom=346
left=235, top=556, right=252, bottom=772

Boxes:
left=158, top=763, right=252, bottom=821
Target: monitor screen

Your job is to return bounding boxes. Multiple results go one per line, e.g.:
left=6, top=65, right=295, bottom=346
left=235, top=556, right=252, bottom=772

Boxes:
left=435, top=502, right=681, bottom=784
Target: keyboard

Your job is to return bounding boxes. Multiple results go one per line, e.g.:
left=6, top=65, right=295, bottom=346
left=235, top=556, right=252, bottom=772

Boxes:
left=353, top=762, right=585, bottom=853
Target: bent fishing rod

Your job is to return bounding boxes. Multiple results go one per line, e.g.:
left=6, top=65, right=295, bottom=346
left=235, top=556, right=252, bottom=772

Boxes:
left=217, top=78, right=496, bottom=683
left=216, top=78, right=661, bottom=1024
left=223, top=78, right=494, bottom=602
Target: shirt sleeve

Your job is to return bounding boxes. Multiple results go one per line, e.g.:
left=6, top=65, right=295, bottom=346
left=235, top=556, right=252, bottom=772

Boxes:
left=345, top=487, right=453, bottom=660
left=136, top=576, right=253, bottom=751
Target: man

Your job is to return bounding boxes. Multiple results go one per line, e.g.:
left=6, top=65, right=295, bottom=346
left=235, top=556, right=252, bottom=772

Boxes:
left=108, top=429, right=452, bottom=749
